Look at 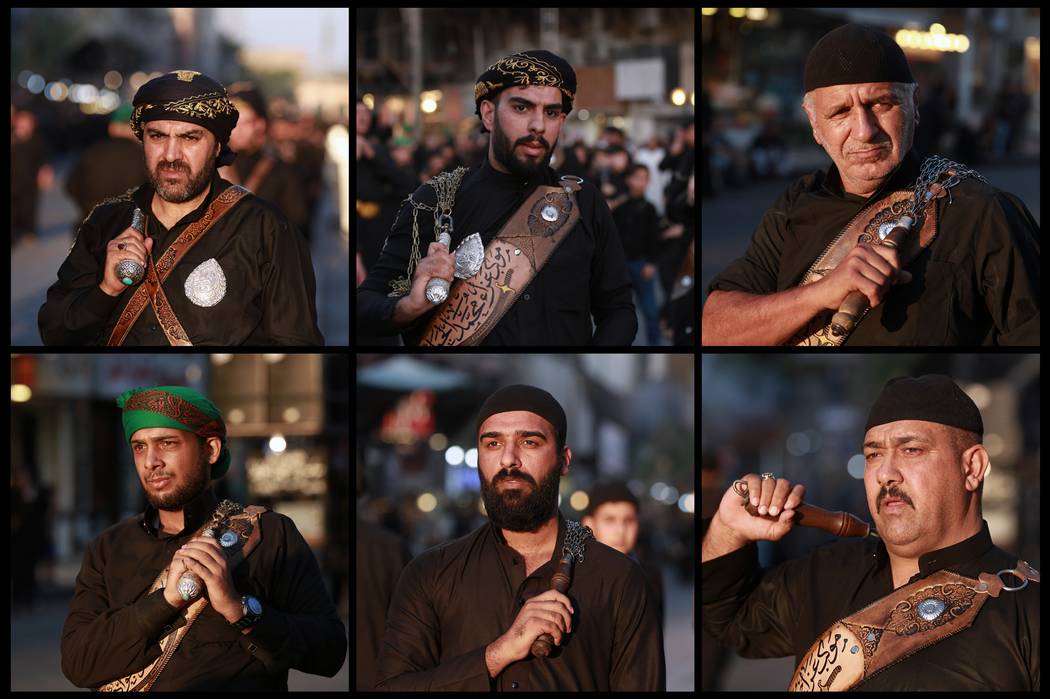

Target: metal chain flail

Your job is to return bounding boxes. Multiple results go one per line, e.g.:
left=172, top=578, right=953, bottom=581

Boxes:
left=906, top=155, right=986, bottom=224
left=387, top=167, right=469, bottom=298
left=562, top=520, right=593, bottom=563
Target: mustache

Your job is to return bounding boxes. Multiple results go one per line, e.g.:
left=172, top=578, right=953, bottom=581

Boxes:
left=848, top=144, right=889, bottom=154
left=493, top=470, right=536, bottom=487
left=516, top=137, right=548, bottom=149
left=158, top=162, right=189, bottom=172
left=877, top=487, right=913, bottom=512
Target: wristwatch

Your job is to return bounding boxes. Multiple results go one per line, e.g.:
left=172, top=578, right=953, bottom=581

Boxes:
left=230, top=595, right=263, bottom=630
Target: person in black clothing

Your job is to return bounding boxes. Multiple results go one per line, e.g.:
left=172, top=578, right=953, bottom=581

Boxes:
left=375, top=385, right=664, bottom=690
left=611, top=164, right=662, bottom=344
left=702, top=375, right=1038, bottom=690
left=357, top=50, right=636, bottom=346
left=703, top=24, right=1039, bottom=345
left=61, top=386, right=345, bottom=690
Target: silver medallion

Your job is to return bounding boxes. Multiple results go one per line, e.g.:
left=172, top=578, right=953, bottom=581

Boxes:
left=184, top=258, right=227, bottom=307
left=917, top=598, right=946, bottom=621
left=219, top=529, right=239, bottom=548
left=878, top=220, right=899, bottom=241
left=541, top=205, right=559, bottom=222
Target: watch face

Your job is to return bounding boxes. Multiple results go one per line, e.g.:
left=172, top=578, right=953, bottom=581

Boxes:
left=246, top=596, right=263, bottom=615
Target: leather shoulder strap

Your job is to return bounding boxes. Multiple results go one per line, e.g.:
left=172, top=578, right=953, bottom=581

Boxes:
left=788, top=185, right=945, bottom=346
left=107, top=185, right=250, bottom=346
left=789, top=560, right=1039, bottom=691
left=418, top=179, right=582, bottom=346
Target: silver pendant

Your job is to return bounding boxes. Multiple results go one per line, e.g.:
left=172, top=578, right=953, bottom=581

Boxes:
left=219, top=529, right=239, bottom=548
left=184, top=258, right=227, bottom=307
left=541, top=205, right=559, bottom=222
left=917, top=597, right=946, bottom=621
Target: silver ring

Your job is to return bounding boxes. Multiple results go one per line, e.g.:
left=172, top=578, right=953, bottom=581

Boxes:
left=997, top=568, right=1029, bottom=592
left=760, top=473, right=776, bottom=481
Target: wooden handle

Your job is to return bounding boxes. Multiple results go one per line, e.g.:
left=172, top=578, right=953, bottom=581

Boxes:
left=530, top=555, right=574, bottom=657
left=743, top=500, right=872, bottom=538
left=830, top=222, right=912, bottom=337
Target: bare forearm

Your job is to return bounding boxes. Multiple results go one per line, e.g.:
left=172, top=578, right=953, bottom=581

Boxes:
left=485, top=639, right=509, bottom=678
left=702, top=285, right=828, bottom=345
left=702, top=513, right=750, bottom=563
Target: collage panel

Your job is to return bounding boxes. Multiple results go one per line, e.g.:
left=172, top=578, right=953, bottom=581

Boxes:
left=700, top=353, right=1040, bottom=690
left=11, top=353, right=350, bottom=689
left=356, top=353, right=695, bottom=690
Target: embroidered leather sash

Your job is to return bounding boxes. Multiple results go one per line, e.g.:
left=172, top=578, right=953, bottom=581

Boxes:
left=418, top=179, right=582, bottom=346
left=106, top=185, right=249, bottom=346
left=789, top=560, right=1040, bottom=691
left=96, top=502, right=268, bottom=692
left=788, top=185, right=947, bottom=346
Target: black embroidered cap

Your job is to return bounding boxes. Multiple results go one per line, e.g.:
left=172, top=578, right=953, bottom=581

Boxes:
left=131, top=70, right=240, bottom=166
left=865, top=375, right=983, bottom=436
left=474, top=49, right=577, bottom=123
left=804, top=24, right=915, bottom=93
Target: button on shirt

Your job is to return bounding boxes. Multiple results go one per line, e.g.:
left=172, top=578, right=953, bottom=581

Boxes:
left=702, top=519, right=1039, bottom=690
left=375, top=512, right=665, bottom=690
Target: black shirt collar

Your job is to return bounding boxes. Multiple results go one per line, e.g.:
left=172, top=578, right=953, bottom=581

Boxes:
left=874, top=519, right=995, bottom=579
left=141, top=486, right=218, bottom=539
left=490, top=511, right=566, bottom=564
left=478, top=154, right=554, bottom=193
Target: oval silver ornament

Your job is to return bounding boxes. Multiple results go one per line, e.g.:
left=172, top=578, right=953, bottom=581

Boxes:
left=541, top=205, right=559, bottom=222
left=219, top=530, right=239, bottom=548
left=917, top=598, right=945, bottom=621
left=184, top=258, right=227, bottom=307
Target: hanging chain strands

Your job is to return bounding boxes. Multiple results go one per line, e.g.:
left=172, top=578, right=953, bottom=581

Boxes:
left=562, top=520, right=593, bottom=563
left=387, top=167, right=470, bottom=298
left=906, top=155, right=987, bottom=225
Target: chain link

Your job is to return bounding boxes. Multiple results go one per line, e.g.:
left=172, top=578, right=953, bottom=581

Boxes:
left=562, top=520, right=593, bottom=563
left=387, top=167, right=469, bottom=298
left=907, top=155, right=986, bottom=222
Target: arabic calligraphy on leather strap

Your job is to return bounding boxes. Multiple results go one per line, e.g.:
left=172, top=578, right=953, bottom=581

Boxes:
left=95, top=502, right=268, bottom=692
left=106, top=185, right=249, bottom=346
left=786, top=186, right=944, bottom=346
left=418, top=178, right=582, bottom=346
left=789, top=560, right=1040, bottom=691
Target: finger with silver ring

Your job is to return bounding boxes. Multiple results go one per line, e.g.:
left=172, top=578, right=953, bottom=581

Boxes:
left=758, top=475, right=778, bottom=515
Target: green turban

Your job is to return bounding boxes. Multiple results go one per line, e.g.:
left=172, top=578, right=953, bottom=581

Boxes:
left=117, top=386, right=230, bottom=479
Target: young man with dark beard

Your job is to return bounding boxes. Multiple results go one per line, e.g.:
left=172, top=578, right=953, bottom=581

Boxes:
left=375, top=384, right=664, bottom=690
left=357, top=50, right=637, bottom=346
left=61, top=386, right=345, bottom=690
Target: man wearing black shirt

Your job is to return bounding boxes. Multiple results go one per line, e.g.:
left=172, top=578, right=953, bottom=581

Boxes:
left=357, top=50, right=637, bottom=346
left=375, top=385, right=664, bottom=689
left=702, top=375, right=1039, bottom=690
left=61, top=386, right=345, bottom=690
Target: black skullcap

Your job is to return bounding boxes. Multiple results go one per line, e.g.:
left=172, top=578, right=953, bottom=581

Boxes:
left=474, top=49, right=577, bottom=131
left=804, top=24, right=915, bottom=93
left=131, top=70, right=240, bottom=166
left=865, top=375, right=983, bottom=436
left=477, top=384, right=567, bottom=446
left=586, top=481, right=639, bottom=517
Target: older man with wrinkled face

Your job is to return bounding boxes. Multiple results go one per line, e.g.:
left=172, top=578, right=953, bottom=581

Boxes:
left=702, top=24, right=1040, bottom=347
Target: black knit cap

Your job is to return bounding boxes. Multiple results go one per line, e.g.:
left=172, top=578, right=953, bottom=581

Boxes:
left=477, top=384, right=567, bottom=446
left=804, top=24, right=915, bottom=92
left=865, top=375, right=983, bottom=436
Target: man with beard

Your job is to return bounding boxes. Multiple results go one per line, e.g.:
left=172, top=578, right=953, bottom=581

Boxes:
left=39, top=70, right=322, bottom=345
left=61, top=386, right=346, bottom=690
left=702, top=375, right=1039, bottom=690
left=375, top=384, right=664, bottom=689
left=357, top=50, right=637, bottom=346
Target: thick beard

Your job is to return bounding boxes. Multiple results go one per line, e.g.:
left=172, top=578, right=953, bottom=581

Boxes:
left=491, top=109, right=555, bottom=178
left=480, top=463, right=562, bottom=532
left=150, top=148, right=216, bottom=204
left=146, top=451, right=210, bottom=511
